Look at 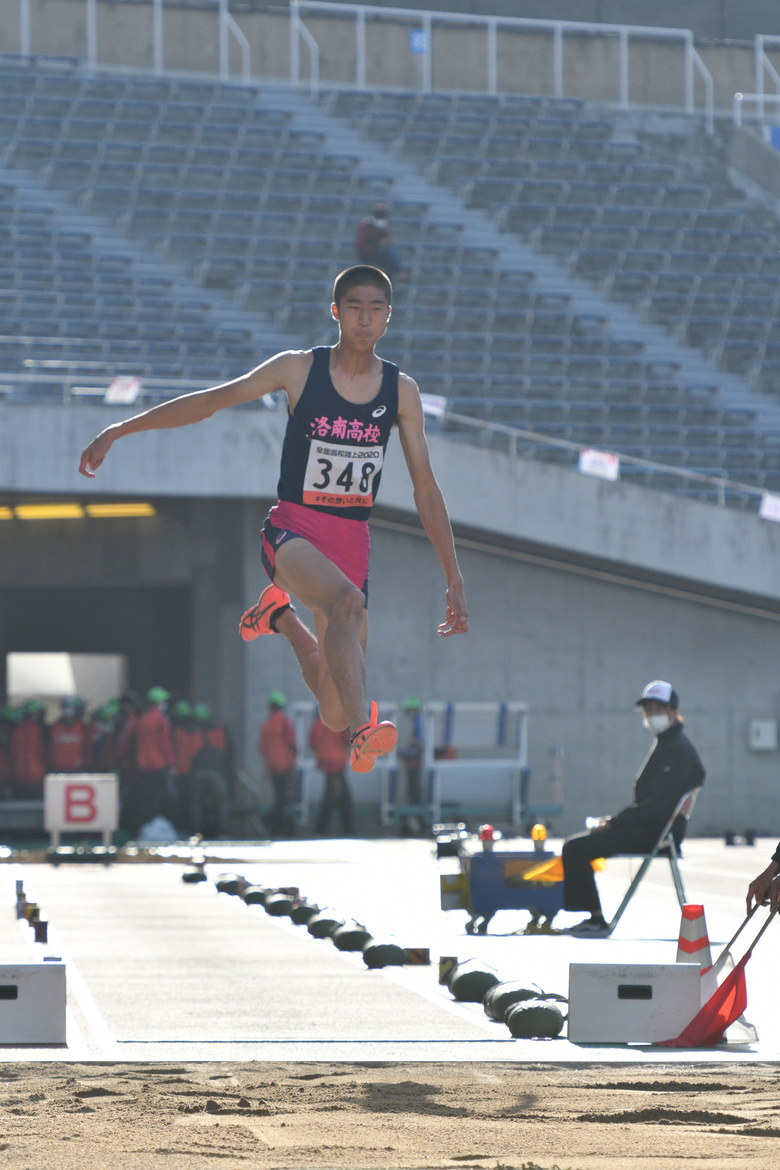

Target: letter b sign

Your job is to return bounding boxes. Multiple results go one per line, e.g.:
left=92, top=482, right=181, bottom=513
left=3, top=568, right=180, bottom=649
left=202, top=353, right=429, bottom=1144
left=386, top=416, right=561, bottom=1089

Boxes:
left=44, top=774, right=119, bottom=845
left=64, top=784, right=97, bottom=823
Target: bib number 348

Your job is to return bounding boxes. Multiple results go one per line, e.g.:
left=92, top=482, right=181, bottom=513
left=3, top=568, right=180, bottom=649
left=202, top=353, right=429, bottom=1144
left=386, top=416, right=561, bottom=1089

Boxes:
left=302, top=443, right=383, bottom=509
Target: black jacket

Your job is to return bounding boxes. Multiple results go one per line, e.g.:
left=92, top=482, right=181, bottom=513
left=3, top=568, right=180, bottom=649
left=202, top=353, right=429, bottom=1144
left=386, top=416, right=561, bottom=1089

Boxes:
left=608, top=722, right=705, bottom=847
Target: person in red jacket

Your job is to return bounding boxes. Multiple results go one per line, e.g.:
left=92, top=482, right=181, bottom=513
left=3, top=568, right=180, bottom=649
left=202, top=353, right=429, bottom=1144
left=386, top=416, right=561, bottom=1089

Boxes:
left=258, top=692, right=297, bottom=837
left=189, top=704, right=233, bottom=838
left=309, top=711, right=353, bottom=835
left=49, top=696, right=93, bottom=773
left=128, top=686, right=176, bottom=835
left=171, top=699, right=202, bottom=826
left=10, top=700, right=48, bottom=798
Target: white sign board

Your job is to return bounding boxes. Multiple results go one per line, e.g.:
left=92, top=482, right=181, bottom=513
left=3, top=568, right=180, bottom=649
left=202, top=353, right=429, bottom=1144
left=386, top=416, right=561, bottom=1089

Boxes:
left=759, top=491, right=780, bottom=522
left=578, top=447, right=620, bottom=481
left=44, top=774, right=119, bottom=846
left=105, top=376, right=141, bottom=404
left=421, top=394, right=447, bottom=418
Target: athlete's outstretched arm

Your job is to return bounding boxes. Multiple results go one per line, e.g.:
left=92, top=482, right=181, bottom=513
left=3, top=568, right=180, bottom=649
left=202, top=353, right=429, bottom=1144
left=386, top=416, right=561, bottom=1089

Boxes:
left=78, top=350, right=308, bottom=478
left=396, top=375, right=468, bottom=637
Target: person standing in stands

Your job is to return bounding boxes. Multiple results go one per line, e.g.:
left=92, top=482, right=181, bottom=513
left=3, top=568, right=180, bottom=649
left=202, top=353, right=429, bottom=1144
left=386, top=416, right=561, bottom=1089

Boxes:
left=258, top=692, right=297, bottom=837
left=49, top=696, right=93, bottom=773
left=561, top=680, right=705, bottom=936
left=128, top=686, right=176, bottom=835
left=10, top=700, right=48, bottom=799
left=354, top=204, right=405, bottom=282
left=309, top=711, right=353, bottom=835
left=79, top=265, right=468, bottom=774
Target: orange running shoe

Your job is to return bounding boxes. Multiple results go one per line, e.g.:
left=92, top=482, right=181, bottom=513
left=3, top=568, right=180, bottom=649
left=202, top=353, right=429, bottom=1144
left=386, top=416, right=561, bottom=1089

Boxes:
left=239, top=583, right=293, bottom=642
left=350, top=701, right=397, bottom=774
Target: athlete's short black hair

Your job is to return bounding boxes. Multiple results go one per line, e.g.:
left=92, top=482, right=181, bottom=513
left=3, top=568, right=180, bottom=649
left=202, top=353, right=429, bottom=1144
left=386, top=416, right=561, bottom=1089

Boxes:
left=333, top=265, right=392, bottom=307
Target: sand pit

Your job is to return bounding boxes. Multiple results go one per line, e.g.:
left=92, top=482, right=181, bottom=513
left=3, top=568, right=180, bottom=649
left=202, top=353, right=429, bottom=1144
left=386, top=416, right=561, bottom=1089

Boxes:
left=1, top=1061, right=779, bottom=1169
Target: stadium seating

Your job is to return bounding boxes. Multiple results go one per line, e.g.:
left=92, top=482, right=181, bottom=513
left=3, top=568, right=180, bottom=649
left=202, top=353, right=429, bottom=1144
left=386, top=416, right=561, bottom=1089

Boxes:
left=2, top=57, right=780, bottom=504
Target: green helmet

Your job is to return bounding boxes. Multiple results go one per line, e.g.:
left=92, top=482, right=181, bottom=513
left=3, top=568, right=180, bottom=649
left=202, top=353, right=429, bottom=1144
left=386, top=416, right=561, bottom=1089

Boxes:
left=24, top=699, right=45, bottom=715
left=400, top=695, right=421, bottom=711
left=172, top=699, right=193, bottom=719
left=193, top=703, right=211, bottom=722
left=147, top=686, right=171, bottom=704
left=268, top=691, right=287, bottom=708
left=1, top=705, right=22, bottom=722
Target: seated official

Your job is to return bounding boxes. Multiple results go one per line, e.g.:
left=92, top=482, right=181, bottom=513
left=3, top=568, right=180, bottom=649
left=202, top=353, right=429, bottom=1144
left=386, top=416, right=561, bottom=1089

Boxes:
left=561, top=679, right=705, bottom=937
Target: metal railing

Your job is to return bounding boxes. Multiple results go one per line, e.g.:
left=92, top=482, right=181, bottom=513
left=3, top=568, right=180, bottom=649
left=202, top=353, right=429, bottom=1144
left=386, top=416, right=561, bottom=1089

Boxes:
left=0, top=370, right=767, bottom=510
left=732, top=90, right=780, bottom=127
left=290, top=0, right=714, bottom=131
left=16, top=0, right=251, bottom=83
left=753, top=33, right=780, bottom=122
left=12, top=0, right=715, bottom=126
left=434, top=408, right=765, bottom=509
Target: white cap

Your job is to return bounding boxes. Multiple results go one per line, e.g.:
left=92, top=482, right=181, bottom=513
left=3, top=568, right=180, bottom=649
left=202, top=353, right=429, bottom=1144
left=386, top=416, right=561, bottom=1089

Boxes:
left=636, top=679, right=679, bottom=709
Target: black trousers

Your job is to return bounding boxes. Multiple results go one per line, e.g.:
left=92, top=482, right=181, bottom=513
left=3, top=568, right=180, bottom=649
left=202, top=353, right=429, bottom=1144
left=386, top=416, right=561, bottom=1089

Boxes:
left=562, top=825, right=656, bottom=916
left=268, top=767, right=296, bottom=837
left=316, top=770, right=354, bottom=834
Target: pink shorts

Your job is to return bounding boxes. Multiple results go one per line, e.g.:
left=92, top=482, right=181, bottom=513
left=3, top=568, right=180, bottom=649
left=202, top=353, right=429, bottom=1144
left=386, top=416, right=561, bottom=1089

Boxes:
left=261, top=500, right=370, bottom=599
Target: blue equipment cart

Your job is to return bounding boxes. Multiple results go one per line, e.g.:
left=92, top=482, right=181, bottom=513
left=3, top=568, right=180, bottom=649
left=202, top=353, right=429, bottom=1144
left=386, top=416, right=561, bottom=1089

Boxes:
left=440, top=848, right=563, bottom=934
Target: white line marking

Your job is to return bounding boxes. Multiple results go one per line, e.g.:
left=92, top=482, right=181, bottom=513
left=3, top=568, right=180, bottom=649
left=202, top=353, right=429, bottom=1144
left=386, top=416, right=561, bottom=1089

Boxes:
left=45, top=922, right=119, bottom=1059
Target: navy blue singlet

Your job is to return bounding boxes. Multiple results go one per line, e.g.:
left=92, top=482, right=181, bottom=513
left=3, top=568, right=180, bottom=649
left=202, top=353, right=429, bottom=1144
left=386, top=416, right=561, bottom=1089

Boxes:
left=276, top=346, right=399, bottom=522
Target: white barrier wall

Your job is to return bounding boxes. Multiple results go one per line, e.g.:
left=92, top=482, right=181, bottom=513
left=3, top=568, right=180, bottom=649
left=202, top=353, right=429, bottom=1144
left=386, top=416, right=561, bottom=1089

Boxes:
left=0, top=962, right=67, bottom=1044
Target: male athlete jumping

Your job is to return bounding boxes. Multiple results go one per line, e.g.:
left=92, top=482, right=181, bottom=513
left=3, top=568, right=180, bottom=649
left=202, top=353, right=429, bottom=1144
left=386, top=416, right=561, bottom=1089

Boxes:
left=79, top=265, right=468, bottom=772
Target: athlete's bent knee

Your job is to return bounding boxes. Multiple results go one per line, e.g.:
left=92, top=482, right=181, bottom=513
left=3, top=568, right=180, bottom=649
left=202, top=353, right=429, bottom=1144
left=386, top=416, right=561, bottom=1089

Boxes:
left=327, top=583, right=366, bottom=626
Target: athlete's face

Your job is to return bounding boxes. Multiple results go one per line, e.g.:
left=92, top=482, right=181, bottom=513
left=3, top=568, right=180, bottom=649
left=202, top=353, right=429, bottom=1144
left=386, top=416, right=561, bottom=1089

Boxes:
left=332, top=285, right=391, bottom=348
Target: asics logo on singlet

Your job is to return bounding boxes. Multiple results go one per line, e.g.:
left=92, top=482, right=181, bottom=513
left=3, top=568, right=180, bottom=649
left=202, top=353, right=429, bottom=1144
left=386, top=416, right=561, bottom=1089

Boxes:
left=372, top=406, right=387, bottom=418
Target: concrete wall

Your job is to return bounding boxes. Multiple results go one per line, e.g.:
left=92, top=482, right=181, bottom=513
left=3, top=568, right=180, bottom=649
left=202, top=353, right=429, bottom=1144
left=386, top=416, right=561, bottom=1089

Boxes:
left=0, top=0, right=769, bottom=111
left=2, top=398, right=780, bottom=834
left=318, top=1, right=780, bottom=42
left=1, top=486, right=779, bottom=837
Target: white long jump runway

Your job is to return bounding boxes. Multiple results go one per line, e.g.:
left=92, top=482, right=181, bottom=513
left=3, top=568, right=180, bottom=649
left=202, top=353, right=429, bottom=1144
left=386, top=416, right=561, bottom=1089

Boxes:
left=2, top=837, right=778, bottom=1063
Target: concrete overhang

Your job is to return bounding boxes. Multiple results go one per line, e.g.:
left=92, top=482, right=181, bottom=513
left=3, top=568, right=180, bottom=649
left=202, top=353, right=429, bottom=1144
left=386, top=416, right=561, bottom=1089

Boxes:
left=2, top=401, right=779, bottom=605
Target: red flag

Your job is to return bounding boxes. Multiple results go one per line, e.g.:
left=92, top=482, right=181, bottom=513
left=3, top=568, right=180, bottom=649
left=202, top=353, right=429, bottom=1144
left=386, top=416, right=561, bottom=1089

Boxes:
left=659, top=951, right=750, bottom=1048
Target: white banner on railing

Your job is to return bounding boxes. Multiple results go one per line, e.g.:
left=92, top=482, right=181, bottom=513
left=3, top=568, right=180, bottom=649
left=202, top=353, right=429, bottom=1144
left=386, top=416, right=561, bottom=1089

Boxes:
left=578, top=448, right=620, bottom=481
left=759, top=491, right=780, bottom=522
left=421, top=394, right=447, bottom=418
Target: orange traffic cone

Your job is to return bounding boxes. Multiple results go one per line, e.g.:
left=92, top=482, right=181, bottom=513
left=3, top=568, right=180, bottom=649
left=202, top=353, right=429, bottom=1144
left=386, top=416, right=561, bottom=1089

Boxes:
left=676, top=904, right=712, bottom=973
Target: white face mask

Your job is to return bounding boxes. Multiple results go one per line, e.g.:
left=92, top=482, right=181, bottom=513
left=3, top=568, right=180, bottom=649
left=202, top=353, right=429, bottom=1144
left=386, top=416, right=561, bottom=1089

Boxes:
left=643, top=712, right=673, bottom=735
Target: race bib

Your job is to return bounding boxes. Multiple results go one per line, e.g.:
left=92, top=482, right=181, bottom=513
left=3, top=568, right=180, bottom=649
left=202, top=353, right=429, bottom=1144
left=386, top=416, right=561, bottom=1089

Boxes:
left=302, top=441, right=383, bottom=509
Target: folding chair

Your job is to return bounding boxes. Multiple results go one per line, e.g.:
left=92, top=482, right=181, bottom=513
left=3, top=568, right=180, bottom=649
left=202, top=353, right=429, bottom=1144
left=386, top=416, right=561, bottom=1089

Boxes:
left=606, top=785, right=702, bottom=936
